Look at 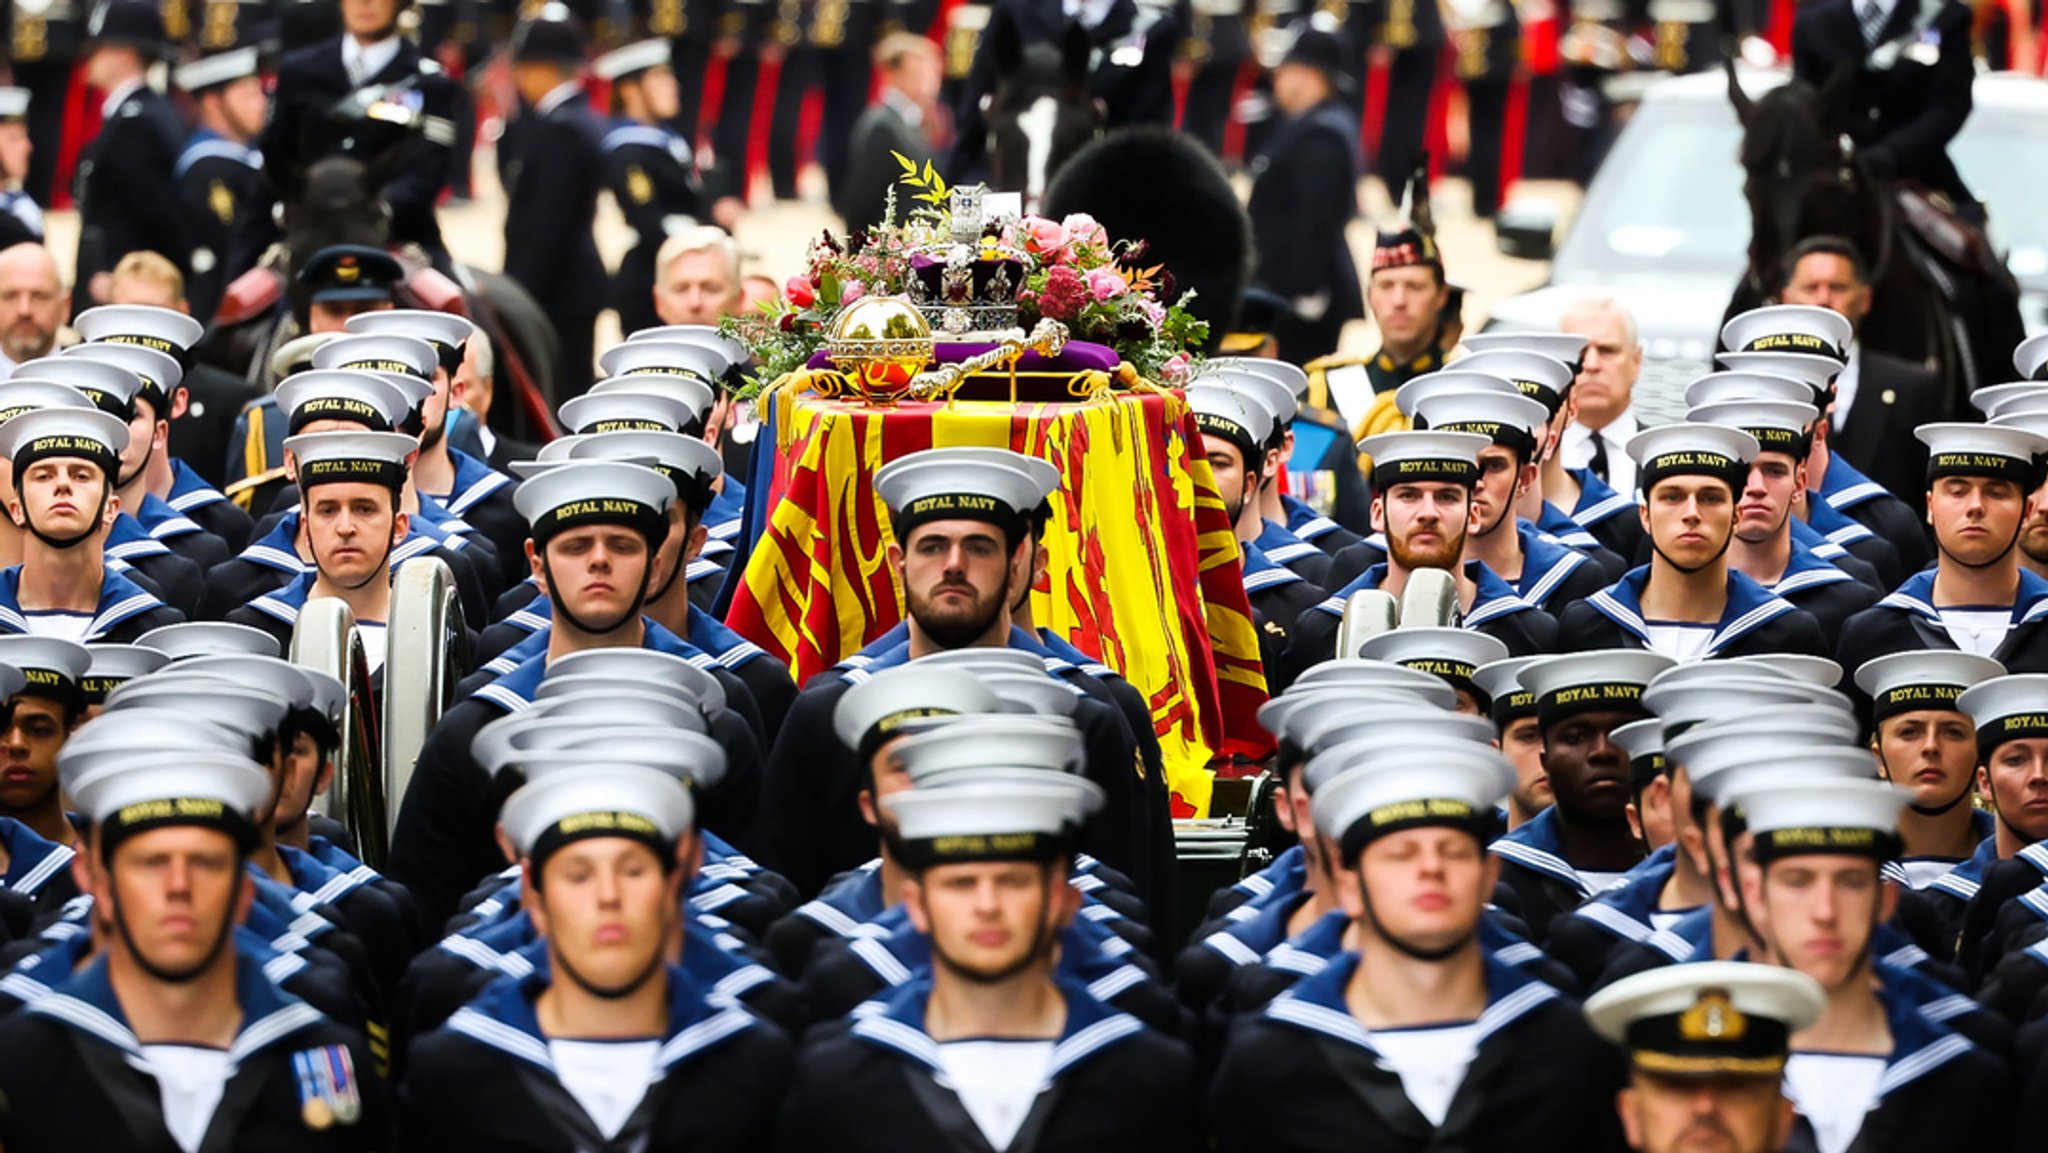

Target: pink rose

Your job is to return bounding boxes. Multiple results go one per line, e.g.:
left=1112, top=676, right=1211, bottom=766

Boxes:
left=785, top=276, right=816, bottom=308
left=1160, top=354, right=1191, bottom=384
left=842, top=280, right=866, bottom=303
left=1020, top=216, right=1070, bottom=260
left=1061, top=213, right=1106, bottom=249
left=1140, top=299, right=1166, bottom=328
left=1085, top=268, right=1126, bottom=301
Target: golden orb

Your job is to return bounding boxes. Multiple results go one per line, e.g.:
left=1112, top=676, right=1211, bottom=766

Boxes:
left=825, top=295, right=934, bottom=402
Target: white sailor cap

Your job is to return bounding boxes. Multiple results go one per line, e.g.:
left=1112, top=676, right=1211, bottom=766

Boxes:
left=72, top=304, right=205, bottom=355
left=1854, top=651, right=2004, bottom=724
left=833, top=662, right=1001, bottom=752
left=1209, top=356, right=1308, bottom=403
left=284, top=431, right=417, bottom=492
left=1310, top=747, right=1514, bottom=859
left=1300, top=716, right=1498, bottom=791
left=593, top=37, right=671, bottom=79
left=103, top=676, right=291, bottom=741
left=875, top=447, right=1056, bottom=537
left=912, top=649, right=1055, bottom=678
left=166, top=654, right=319, bottom=712
left=300, top=667, right=346, bottom=727
left=1644, top=675, right=1852, bottom=739
left=1916, top=422, right=2048, bottom=486
left=2015, top=334, right=2048, bottom=382
left=344, top=309, right=477, bottom=362
left=1725, top=653, right=1842, bottom=687
left=1719, top=305, right=1852, bottom=362
left=1257, top=689, right=1458, bottom=753
left=501, top=764, right=697, bottom=865
left=512, top=459, right=674, bottom=541
left=62, top=343, right=182, bottom=414
left=1356, top=429, right=1489, bottom=489
left=172, top=45, right=260, bottom=92
left=543, top=645, right=725, bottom=713
left=881, top=776, right=1105, bottom=867
left=556, top=429, right=722, bottom=509
left=1515, top=649, right=1674, bottom=727
left=1972, top=383, right=2048, bottom=420
left=976, top=668, right=1082, bottom=716
left=1471, top=655, right=1543, bottom=725
left=136, top=621, right=282, bottom=659
left=59, top=709, right=246, bottom=789
left=13, top=355, right=144, bottom=419
left=1712, top=349, right=1842, bottom=395
left=0, top=406, right=127, bottom=476
left=912, top=447, right=1060, bottom=500
left=1196, top=363, right=1297, bottom=429
left=1409, top=388, right=1550, bottom=455
left=589, top=374, right=717, bottom=431
left=1990, top=410, right=2048, bottom=448
left=271, top=333, right=341, bottom=380
left=598, top=340, right=729, bottom=389
left=1626, top=423, right=1757, bottom=493
left=0, top=636, right=91, bottom=705
left=1584, top=962, right=1824, bottom=1077
left=1447, top=349, right=1576, bottom=412
left=1283, top=658, right=1460, bottom=706
left=1728, top=777, right=1909, bottom=864
left=81, top=643, right=168, bottom=702
left=1458, top=331, right=1590, bottom=369
left=625, top=325, right=749, bottom=368
left=1956, top=674, right=2048, bottom=754
left=0, top=88, right=27, bottom=120
left=1686, top=400, right=1819, bottom=457
left=1682, top=371, right=1816, bottom=411
left=1611, top=718, right=1668, bottom=790
left=524, top=688, right=707, bottom=731
left=312, top=332, right=438, bottom=382
left=67, top=748, right=270, bottom=851
left=1186, top=382, right=1275, bottom=455
left=1392, top=368, right=1519, bottom=418
left=472, top=712, right=722, bottom=789
left=0, top=381, right=94, bottom=425
left=276, top=370, right=416, bottom=433
left=1356, top=627, right=1511, bottom=693
left=558, top=388, right=702, bottom=435
left=891, top=714, right=1088, bottom=783
left=1667, top=724, right=1874, bottom=805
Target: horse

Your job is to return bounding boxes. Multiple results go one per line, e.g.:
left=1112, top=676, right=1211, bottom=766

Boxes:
left=1723, top=57, right=2026, bottom=417
left=983, top=12, right=1105, bottom=207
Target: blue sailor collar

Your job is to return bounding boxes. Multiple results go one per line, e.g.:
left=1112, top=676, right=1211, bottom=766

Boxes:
left=244, top=570, right=326, bottom=627
left=1635, top=905, right=1715, bottom=963
left=686, top=604, right=769, bottom=670
left=1926, top=835, right=2000, bottom=902
left=166, top=458, right=230, bottom=513
left=1312, top=560, right=1534, bottom=629
left=1283, top=494, right=1344, bottom=542
left=104, top=512, right=175, bottom=561
left=706, top=480, right=746, bottom=542
left=0, top=817, right=73, bottom=896
left=1199, top=889, right=1312, bottom=968
left=1036, top=627, right=1117, bottom=681
left=837, top=625, right=1084, bottom=688
left=473, top=651, right=548, bottom=714
left=1262, top=909, right=1350, bottom=979
left=133, top=493, right=207, bottom=542
left=1263, top=948, right=1559, bottom=1055
left=1836, top=963, right=1979, bottom=1102
left=841, top=621, right=912, bottom=669
left=0, top=564, right=168, bottom=640
left=436, top=448, right=513, bottom=516
left=1787, top=515, right=1852, bottom=563
left=0, top=922, right=308, bottom=1009
left=848, top=975, right=1147, bottom=1083
left=1535, top=500, right=1603, bottom=551
left=1878, top=568, right=2048, bottom=631
left=603, top=120, right=693, bottom=164
left=29, top=952, right=327, bottom=1067
left=1223, top=844, right=1308, bottom=920
left=1804, top=495, right=1878, bottom=547
left=409, top=492, right=476, bottom=539
left=174, top=127, right=259, bottom=178
left=475, top=618, right=723, bottom=706
left=1566, top=467, right=1637, bottom=527
left=1817, top=455, right=1894, bottom=512
left=1581, top=565, right=1800, bottom=656
left=793, top=860, right=888, bottom=939
left=1513, top=520, right=1589, bottom=606
left=849, top=902, right=1146, bottom=1004
left=446, top=952, right=763, bottom=1077
left=1769, top=539, right=1857, bottom=595
left=1241, top=540, right=1305, bottom=593
left=1490, top=806, right=1627, bottom=901
left=234, top=510, right=449, bottom=576
left=1254, top=519, right=1323, bottom=568
left=1568, top=843, right=1683, bottom=945
left=276, top=842, right=380, bottom=910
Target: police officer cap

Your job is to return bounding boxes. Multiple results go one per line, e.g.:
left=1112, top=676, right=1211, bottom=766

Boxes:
left=599, top=340, right=730, bottom=389
left=1517, top=649, right=1674, bottom=729
left=1682, top=371, right=1816, bottom=411
left=1725, top=653, right=1843, bottom=687
left=313, top=332, right=438, bottom=383
left=1393, top=369, right=1519, bottom=418
left=1956, top=674, right=2048, bottom=759
left=1626, top=423, right=1756, bottom=494
left=69, top=750, right=269, bottom=854
left=625, top=325, right=749, bottom=369
left=1687, top=400, right=1819, bottom=458
left=1301, top=717, right=1498, bottom=792
left=542, top=649, right=725, bottom=716
left=2014, top=333, right=2048, bottom=382
left=882, top=776, right=1106, bottom=868
left=524, top=688, right=704, bottom=731
left=891, top=714, right=1088, bottom=782
left=1854, top=651, right=2004, bottom=726
left=1410, top=389, right=1550, bottom=457
left=1356, top=429, right=1488, bottom=490
left=0, top=381, right=93, bottom=425
left=1719, top=304, right=1852, bottom=362
left=345, top=309, right=476, bottom=363
left=1972, top=383, right=2048, bottom=420
left=73, top=304, right=205, bottom=356
left=298, top=246, right=404, bottom=303
left=13, top=356, right=143, bottom=420
left=1728, top=777, right=1909, bottom=865
left=172, top=45, right=260, bottom=92
left=1197, top=363, right=1297, bottom=429
left=1281, top=658, right=1459, bottom=706
left=1471, top=655, right=1542, bottom=728
left=1459, top=331, right=1590, bottom=371
left=560, top=429, right=722, bottom=511
left=558, top=389, right=701, bottom=436
left=1357, top=627, right=1510, bottom=696
left=62, top=343, right=182, bottom=415
left=977, top=668, right=1083, bottom=717
left=1446, top=350, right=1575, bottom=411
left=512, top=459, right=673, bottom=543
left=833, top=662, right=1002, bottom=752
left=0, top=89, right=26, bottom=122
left=1186, top=383, right=1274, bottom=458
left=875, top=447, right=1056, bottom=540
left=1584, top=962, right=1824, bottom=1078
left=1611, top=718, right=1668, bottom=793
left=88, top=1, right=171, bottom=52
left=81, top=643, right=168, bottom=703
left=1311, top=748, right=1514, bottom=862
left=0, top=406, right=127, bottom=478
left=136, top=620, right=282, bottom=659
left=276, top=370, right=415, bottom=434
left=511, top=5, right=588, bottom=64
left=285, top=431, right=416, bottom=493
left=1916, top=422, right=2048, bottom=487
left=502, top=766, right=696, bottom=870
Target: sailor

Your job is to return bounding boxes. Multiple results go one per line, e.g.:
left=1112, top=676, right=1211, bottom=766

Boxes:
left=1687, top=397, right=1880, bottom=635
left=0, top=405, right=183, bottom=641
left=1582, top=963, right=1824, bottom=1153
left=774, top=769, right=1199, bottom=1153
left=70, top=1, right=183, bottom=312
left=0, top=635, right=87, bottom=850
left=1471, top=656, right=1551, bottom=829
left=1193, top=365, right=1331, bottom=588
left=0, top=89, right=42, bottom=243
left=594, top=39, right=706, bottom=338
left=1559, top=422, right=1830, bottom=659
left=1354, top=627, right=1510, bottom=715
left=1979, top=384, right=2048, bottom=587
left=1838, top=423, right=2048, bottom=678
left=170, top=45, right=265, bottom=326
left=398, top=758, right=791, bottom=1149
left=0, top=740, right=385, bottom=1151
left=1854, top=652, right=2002, bottom=890
left=1210, top=356, right=1366, bottom=559
left=1211, top=748, right=1631, bottom=1153
left=1727, top=775, right=2012, bottom=1152
left=1281, top=430, right=1559, bottom=687
left=79, top=640, right=167, bottom=713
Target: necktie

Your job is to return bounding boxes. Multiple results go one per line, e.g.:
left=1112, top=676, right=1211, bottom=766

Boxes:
left=1859, top=0, right=1889, bottom=45
left=1588, top=434, right=1611, bottom=484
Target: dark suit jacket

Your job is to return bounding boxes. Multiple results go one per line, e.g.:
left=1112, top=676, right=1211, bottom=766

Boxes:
left=834, top=95, right=932, bottom=237
left=73, top=85, right=185, bottom=302
left=1246, top=98, right=1363, bottom=363
left=500, top=90, right=607, bottom=327
left=1832, top=346, right=1941, bottom=520
left=1793, top=0, right=1975, bottom=207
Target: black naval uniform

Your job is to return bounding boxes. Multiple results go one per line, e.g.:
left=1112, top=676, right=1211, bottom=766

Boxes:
left=1836, top=569, right=2048, bottom=685
left=1368, top=0, right=1444, bottom=194
left=1445, top=0, right=1519, bottom=217
left=1556, top=567, right=1833, bottom=660
left=73, top=80, right=187, bottom=312
left=502, top=84, right=607, bottom=398
left=602, top=117, right=704, bottom=336
left=175, top=128, right=264, bottom=326
left=1245, top=96, right=1362, bottom=365
left=1178, top=0, right=1251, bottom=156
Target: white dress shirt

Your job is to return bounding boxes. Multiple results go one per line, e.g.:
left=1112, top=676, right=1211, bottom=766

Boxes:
left=342, top=34, right=403, bottom=86
left=1561, top=410, right=1639, bottom=493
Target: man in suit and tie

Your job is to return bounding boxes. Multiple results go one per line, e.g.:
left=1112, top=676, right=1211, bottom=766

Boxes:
left=1777, top=235, right=1940, bottom=522
left=1558, top=293, right=1643, bottom=495
left=72, top=2, right=183, bottom=313
left=834, top=33, right=944, bottom=237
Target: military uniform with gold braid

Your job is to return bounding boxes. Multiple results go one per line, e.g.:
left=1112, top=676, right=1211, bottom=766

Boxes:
left=5, top=0, right=82, bottom=208
left=595, top=40, right=707, bottom=336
